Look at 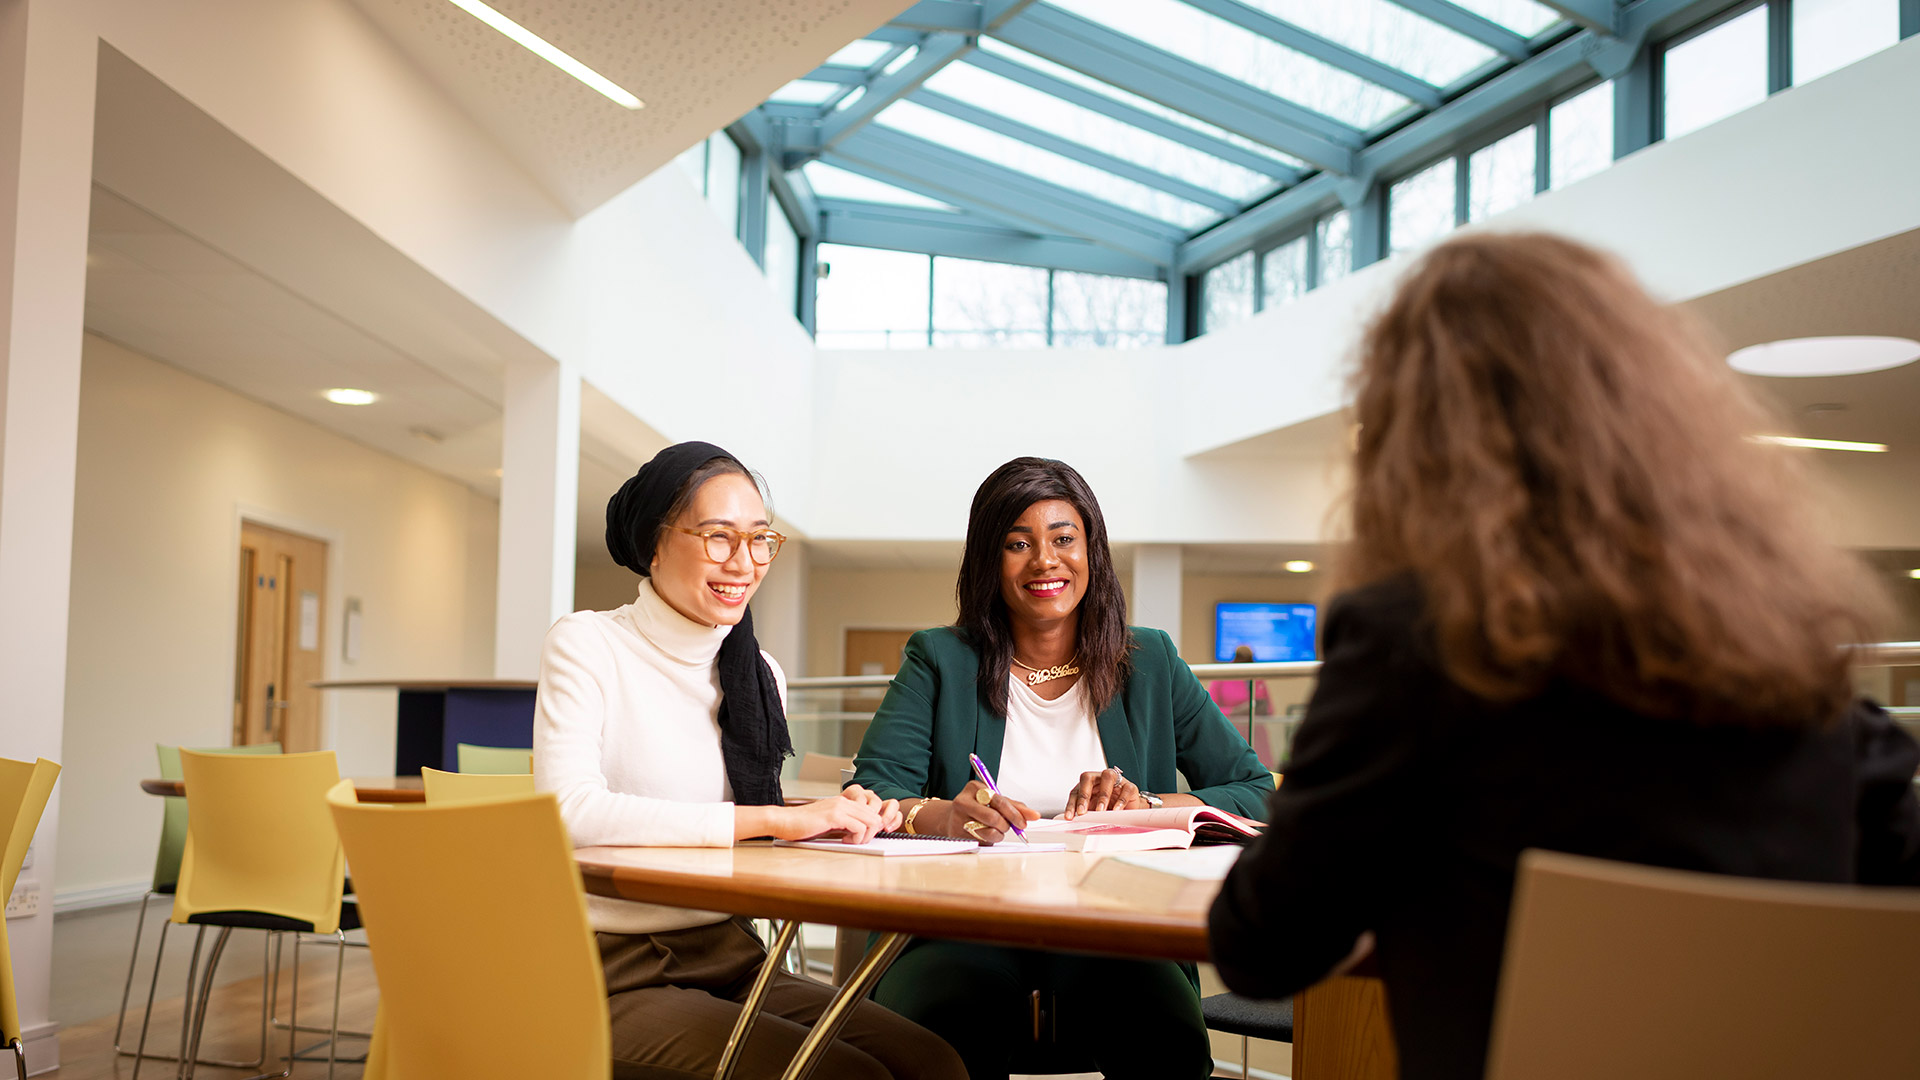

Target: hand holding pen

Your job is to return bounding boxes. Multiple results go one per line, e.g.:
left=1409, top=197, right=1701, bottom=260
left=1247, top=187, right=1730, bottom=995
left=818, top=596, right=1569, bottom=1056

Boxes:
left=965, top=752, right=1037, bottom=844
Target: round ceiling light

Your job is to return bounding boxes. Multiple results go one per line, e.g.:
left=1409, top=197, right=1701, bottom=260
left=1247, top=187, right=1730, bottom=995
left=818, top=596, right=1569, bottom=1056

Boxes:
left=1728, top=336, right=1920, bottom=378
left=323, top=387, right=378, bottom=406
left=1283, top=560, right=1315, bottom=573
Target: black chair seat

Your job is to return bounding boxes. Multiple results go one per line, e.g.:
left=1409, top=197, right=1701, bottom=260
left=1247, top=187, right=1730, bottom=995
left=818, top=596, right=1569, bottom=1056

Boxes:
left=186, top=900, right=361, bottom=934
left=1201, top=992, right=1293, bottom=1042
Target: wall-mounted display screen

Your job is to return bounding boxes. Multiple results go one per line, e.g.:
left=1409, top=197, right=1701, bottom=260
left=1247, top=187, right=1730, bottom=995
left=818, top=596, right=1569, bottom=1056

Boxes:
left=1214, top=602, right=1317, bottom=662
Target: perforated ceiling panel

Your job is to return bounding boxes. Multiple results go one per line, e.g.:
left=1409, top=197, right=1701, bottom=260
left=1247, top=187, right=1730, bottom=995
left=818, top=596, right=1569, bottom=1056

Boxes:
left=348, top=0, right=907, bottom=214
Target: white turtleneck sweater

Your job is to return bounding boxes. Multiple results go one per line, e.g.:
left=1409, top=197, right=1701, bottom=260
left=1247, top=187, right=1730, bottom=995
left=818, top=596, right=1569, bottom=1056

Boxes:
left=533, top=578, right=787, bottom=934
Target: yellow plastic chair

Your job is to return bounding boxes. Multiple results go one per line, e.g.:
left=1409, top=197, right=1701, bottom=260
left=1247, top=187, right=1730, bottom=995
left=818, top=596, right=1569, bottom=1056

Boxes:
left=420, top=767, right=534, bottom=804
left=116, top=742, right=281, bottom=1068
left=133, top=750, right=356, bottom=1080
left=455, top=743, right=533, bottom=774
left=1487, top=850, right=1920, bottom=1080
left=326, top=780, right=609, bottom=1079
left=0, top=757, right=59, bottom=1080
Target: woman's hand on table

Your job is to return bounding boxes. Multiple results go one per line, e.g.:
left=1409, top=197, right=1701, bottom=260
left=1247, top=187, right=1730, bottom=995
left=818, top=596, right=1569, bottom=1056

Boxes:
left=918, top=781, right=1037, bottom=846
left=1063, top=768, right=1144, bottom=819
left=747, top=792, right=891, bottom=844
left=838, top=784, right=903, bottom=832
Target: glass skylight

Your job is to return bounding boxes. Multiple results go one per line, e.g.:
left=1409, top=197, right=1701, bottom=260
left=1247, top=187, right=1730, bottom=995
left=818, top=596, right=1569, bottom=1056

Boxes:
left=1237, top=0, right=1498, bottom=87
left=1046, top=0, right=1412, bottom=129
left=875, top=99, right=1218, bottom=227
left=825, top=39, right=893, bottom=69
left=803, top=163, right=955, bottom=210
left=767, top=80, right=840, bottom=105
left=881, top=46, right=919, bottom=76
left=921, top=63, right=1274, bottom=201
left=971, top=39, right=1306, bottom=171
left=1445, top=0, right=1566, bottom=37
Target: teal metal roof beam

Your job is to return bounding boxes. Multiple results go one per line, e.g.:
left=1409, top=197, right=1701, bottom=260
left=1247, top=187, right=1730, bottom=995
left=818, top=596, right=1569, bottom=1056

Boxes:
left=889, top=0, right=989, bottom=32
left=1381, top=0, right=1531, bottom=60
left=802, top=64, right=874, bottom=85
left=1175, top=0, right=1726, bottom=271
left=909, top=89, right=1242, bottom=214
left=997, top=5, right=1361, bottom=173
left=828, top=127, right=1181, bottom=266
left=813, top=32, right=973, bottom=150
left=818, top=199, right=1166, bottom=279
left=1180, top=0, right=1445, bottom=109
left=962, top=51, right=1303, bottom=182
left=1535, top=0, right=1620, bottom=35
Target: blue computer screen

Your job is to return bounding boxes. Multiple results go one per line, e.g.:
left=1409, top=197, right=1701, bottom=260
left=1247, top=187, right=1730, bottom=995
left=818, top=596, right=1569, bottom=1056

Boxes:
left=1214, top=602, right=1317, bottom=662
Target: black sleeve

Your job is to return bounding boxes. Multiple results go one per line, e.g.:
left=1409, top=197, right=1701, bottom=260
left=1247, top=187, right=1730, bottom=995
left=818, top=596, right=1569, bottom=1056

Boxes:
left=1207, top=587, right=1432, bottom=998
left=1851, top=699, right=1920, bottom=886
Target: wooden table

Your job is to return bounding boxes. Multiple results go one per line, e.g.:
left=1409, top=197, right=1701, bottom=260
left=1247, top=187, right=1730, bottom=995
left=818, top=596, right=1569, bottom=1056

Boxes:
left=141, top=776, right=425, bottom=802
left=576, top=844, right=1396, bottom=1080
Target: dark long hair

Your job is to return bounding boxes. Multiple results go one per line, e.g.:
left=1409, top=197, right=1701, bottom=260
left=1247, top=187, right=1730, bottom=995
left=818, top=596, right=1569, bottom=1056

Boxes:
left=956, top=457, right=1133, bottom=718
left=1339, top=232, right=1884, bottom=725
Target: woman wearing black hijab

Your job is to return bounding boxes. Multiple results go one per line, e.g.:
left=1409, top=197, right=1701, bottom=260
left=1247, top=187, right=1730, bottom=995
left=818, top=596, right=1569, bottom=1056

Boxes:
left=534, top=441, right=966, bottom=1080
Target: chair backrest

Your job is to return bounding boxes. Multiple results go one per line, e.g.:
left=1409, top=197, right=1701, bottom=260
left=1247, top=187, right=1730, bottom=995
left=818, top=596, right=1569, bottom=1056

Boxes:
left=796, top=752, right=854, bottom=784
left=0, top=757, right=60, bottom=1044
left=455, top=743, right=533, bottom=775
left=173, top=749, right=346, bottom=933
left=153, top=743, right=281, bottom=891
left=421, top=767, right=535, bottom=804
left=326, top=780, right=609, bottom=1079
left=1486, top=850, right=1920, bottom=1080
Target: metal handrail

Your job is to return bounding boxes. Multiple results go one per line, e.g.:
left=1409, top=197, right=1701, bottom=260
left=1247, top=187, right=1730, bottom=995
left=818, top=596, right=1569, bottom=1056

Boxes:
left=788, top=642, right=1920, bottom=693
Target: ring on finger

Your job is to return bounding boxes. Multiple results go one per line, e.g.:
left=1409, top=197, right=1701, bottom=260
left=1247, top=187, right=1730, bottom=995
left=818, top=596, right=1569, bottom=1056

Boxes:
left=975, top=786, right=994, bottom=806
left=962, top=820, right=987, bottom=837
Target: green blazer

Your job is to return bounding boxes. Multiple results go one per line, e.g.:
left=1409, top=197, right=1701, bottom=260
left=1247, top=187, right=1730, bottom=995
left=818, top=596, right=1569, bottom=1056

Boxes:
left=852, top=626, right=1274, bottom=820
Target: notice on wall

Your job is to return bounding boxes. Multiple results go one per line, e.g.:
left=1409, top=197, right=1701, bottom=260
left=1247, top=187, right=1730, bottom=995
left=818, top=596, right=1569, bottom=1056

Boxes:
left=343, top=598, right=362, bottom=664
left=299, top=590, right=320, bottom=651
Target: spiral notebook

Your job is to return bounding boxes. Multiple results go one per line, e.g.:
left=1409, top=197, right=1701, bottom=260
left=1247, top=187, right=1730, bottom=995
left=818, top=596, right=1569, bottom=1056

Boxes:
left=773, top=831, right=1067, bottom=856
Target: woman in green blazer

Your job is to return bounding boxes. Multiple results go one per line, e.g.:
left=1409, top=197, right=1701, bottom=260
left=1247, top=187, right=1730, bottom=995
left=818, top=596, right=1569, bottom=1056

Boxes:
left=852, top=457, right=1273, bottom=1080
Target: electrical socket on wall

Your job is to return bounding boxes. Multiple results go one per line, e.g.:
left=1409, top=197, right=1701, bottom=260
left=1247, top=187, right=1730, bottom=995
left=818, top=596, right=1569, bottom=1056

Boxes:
left=5, top=880, right=39, bottom=919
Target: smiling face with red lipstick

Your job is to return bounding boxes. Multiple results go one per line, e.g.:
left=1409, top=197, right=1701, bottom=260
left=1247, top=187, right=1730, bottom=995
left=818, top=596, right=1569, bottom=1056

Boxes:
left=999, top=499, right=1088, bottom=634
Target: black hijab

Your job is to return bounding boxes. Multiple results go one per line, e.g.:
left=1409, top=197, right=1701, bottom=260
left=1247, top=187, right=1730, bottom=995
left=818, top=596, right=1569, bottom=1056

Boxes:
left=606, top=441, right=790, bottom=806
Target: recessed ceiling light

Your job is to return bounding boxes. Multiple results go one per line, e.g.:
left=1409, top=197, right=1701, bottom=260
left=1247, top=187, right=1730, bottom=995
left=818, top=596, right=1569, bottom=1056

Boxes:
left=323, top=388, right=377, bottom=406
left=1284, top=560, right=1315, bottom=573
left=1750, top=435, right=1887, bottom=453
left=1729, top=336, right=1920, bottom=378
left=1908, top=568, right=1920, bottom=580
left=444, top=0, right=643, bottom=110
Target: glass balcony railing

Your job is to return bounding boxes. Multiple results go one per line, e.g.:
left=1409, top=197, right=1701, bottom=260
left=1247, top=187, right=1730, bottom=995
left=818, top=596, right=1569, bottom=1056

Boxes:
left=787, top=643, right=1920, bottom=782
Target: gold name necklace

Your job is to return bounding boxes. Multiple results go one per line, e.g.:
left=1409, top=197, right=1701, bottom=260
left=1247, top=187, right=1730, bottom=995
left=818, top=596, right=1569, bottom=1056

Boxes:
left=1011, top=652, right=1080, bottom=686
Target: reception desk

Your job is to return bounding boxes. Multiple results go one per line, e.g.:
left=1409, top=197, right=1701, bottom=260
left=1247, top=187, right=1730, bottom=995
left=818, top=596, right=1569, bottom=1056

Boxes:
left=314, top=679, right=536, bottom=774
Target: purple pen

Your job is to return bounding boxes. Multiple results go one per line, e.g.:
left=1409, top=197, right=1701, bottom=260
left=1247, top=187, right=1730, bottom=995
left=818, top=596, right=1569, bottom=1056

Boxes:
left=967, top=752, right=1029, bottom=842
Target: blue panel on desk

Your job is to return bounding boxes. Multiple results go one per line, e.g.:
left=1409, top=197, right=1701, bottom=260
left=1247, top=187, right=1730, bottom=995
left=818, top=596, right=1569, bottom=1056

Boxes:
left=440, top=689, right=537, bottom=771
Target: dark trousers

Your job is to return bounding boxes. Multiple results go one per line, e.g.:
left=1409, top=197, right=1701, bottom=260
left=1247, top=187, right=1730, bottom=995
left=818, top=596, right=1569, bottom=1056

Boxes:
left=871, top=938, right=1214, bottom=1080
left=599, top=917, right=967, bottom=1080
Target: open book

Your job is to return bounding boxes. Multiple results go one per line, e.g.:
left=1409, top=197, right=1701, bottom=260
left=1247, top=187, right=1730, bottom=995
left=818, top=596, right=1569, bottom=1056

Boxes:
left=1077, top=846, right=1244, bottom=907
left=1025, top=805, right=1265, bottom=852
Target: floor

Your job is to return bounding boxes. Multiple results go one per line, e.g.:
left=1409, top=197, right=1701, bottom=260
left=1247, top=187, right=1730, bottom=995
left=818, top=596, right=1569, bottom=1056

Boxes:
left=48, top=903, right=1288, bottom=1079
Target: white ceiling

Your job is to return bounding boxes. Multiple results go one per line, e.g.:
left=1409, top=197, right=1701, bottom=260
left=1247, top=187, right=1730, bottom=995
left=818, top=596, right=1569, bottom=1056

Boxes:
left=345, top=0, right=913, bottom=215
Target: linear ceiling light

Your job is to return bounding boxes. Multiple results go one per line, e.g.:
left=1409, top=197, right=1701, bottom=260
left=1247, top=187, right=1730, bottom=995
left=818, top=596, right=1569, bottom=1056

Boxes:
left=324, top=388, right=378, bottom=406
left=1750, top=435, right=1888, bottom=453
left=445, top=0, right=643, bottom=109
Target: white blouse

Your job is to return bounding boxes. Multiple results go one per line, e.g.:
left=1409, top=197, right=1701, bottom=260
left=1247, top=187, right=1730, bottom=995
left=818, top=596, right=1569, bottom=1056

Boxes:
left=993, top=675, right=1107, bottom=818
left=533, top=578, right=787, bottom=934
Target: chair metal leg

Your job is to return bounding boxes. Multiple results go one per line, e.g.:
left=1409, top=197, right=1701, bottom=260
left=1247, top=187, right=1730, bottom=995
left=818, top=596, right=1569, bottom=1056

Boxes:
left=180, top=927, right=234, bottom=1080
left=326, top=931, right=346, bottom=1079
left=779, top=930, right=911, bottom=1080
left=176, top=926, right=207, bottom=1079
left=714, top=918, right=799, bottom=1080
left=129, top=919, right=171, bottom=1080
left=112, top=890, right=157, bottom=1052
left=12, top=1036, right=27, bottom=1080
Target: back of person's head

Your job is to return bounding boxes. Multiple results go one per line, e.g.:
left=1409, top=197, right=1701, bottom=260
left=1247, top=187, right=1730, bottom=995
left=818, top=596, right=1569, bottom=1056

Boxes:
left=1339, top=231, right=1883, bottom=725
left=1233, top=645, right=1255, bottom=663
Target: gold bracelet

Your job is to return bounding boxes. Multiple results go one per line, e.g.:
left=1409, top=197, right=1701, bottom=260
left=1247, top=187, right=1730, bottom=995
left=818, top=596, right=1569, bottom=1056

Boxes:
left=904, top=798, right=936, bottom=836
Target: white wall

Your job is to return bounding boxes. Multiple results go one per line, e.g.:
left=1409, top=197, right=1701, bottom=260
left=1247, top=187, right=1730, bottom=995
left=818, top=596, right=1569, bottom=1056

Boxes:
left=58, top=335, right=497, bottom=899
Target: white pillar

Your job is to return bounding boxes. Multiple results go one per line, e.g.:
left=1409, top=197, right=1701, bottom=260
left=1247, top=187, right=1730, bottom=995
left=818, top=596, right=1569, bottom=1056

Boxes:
left=0, top=0, right=96, bottom=1068
left=494, top=357, right=580, bottom=678
left=1130, top=543, right=1184, bottom=654
left=751, top=536, right=807, bottom=676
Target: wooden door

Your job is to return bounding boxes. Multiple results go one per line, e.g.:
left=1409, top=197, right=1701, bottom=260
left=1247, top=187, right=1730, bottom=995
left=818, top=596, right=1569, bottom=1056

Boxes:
left=841, top=629, right=919, bottom=754
left=234, top=522, right=329, bottom=751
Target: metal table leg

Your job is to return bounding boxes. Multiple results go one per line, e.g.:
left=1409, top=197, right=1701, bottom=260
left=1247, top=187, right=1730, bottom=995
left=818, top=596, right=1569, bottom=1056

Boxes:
left=779, top=930, right=911, bottom=1080
left=712, top=919, right=800, bottom=1080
